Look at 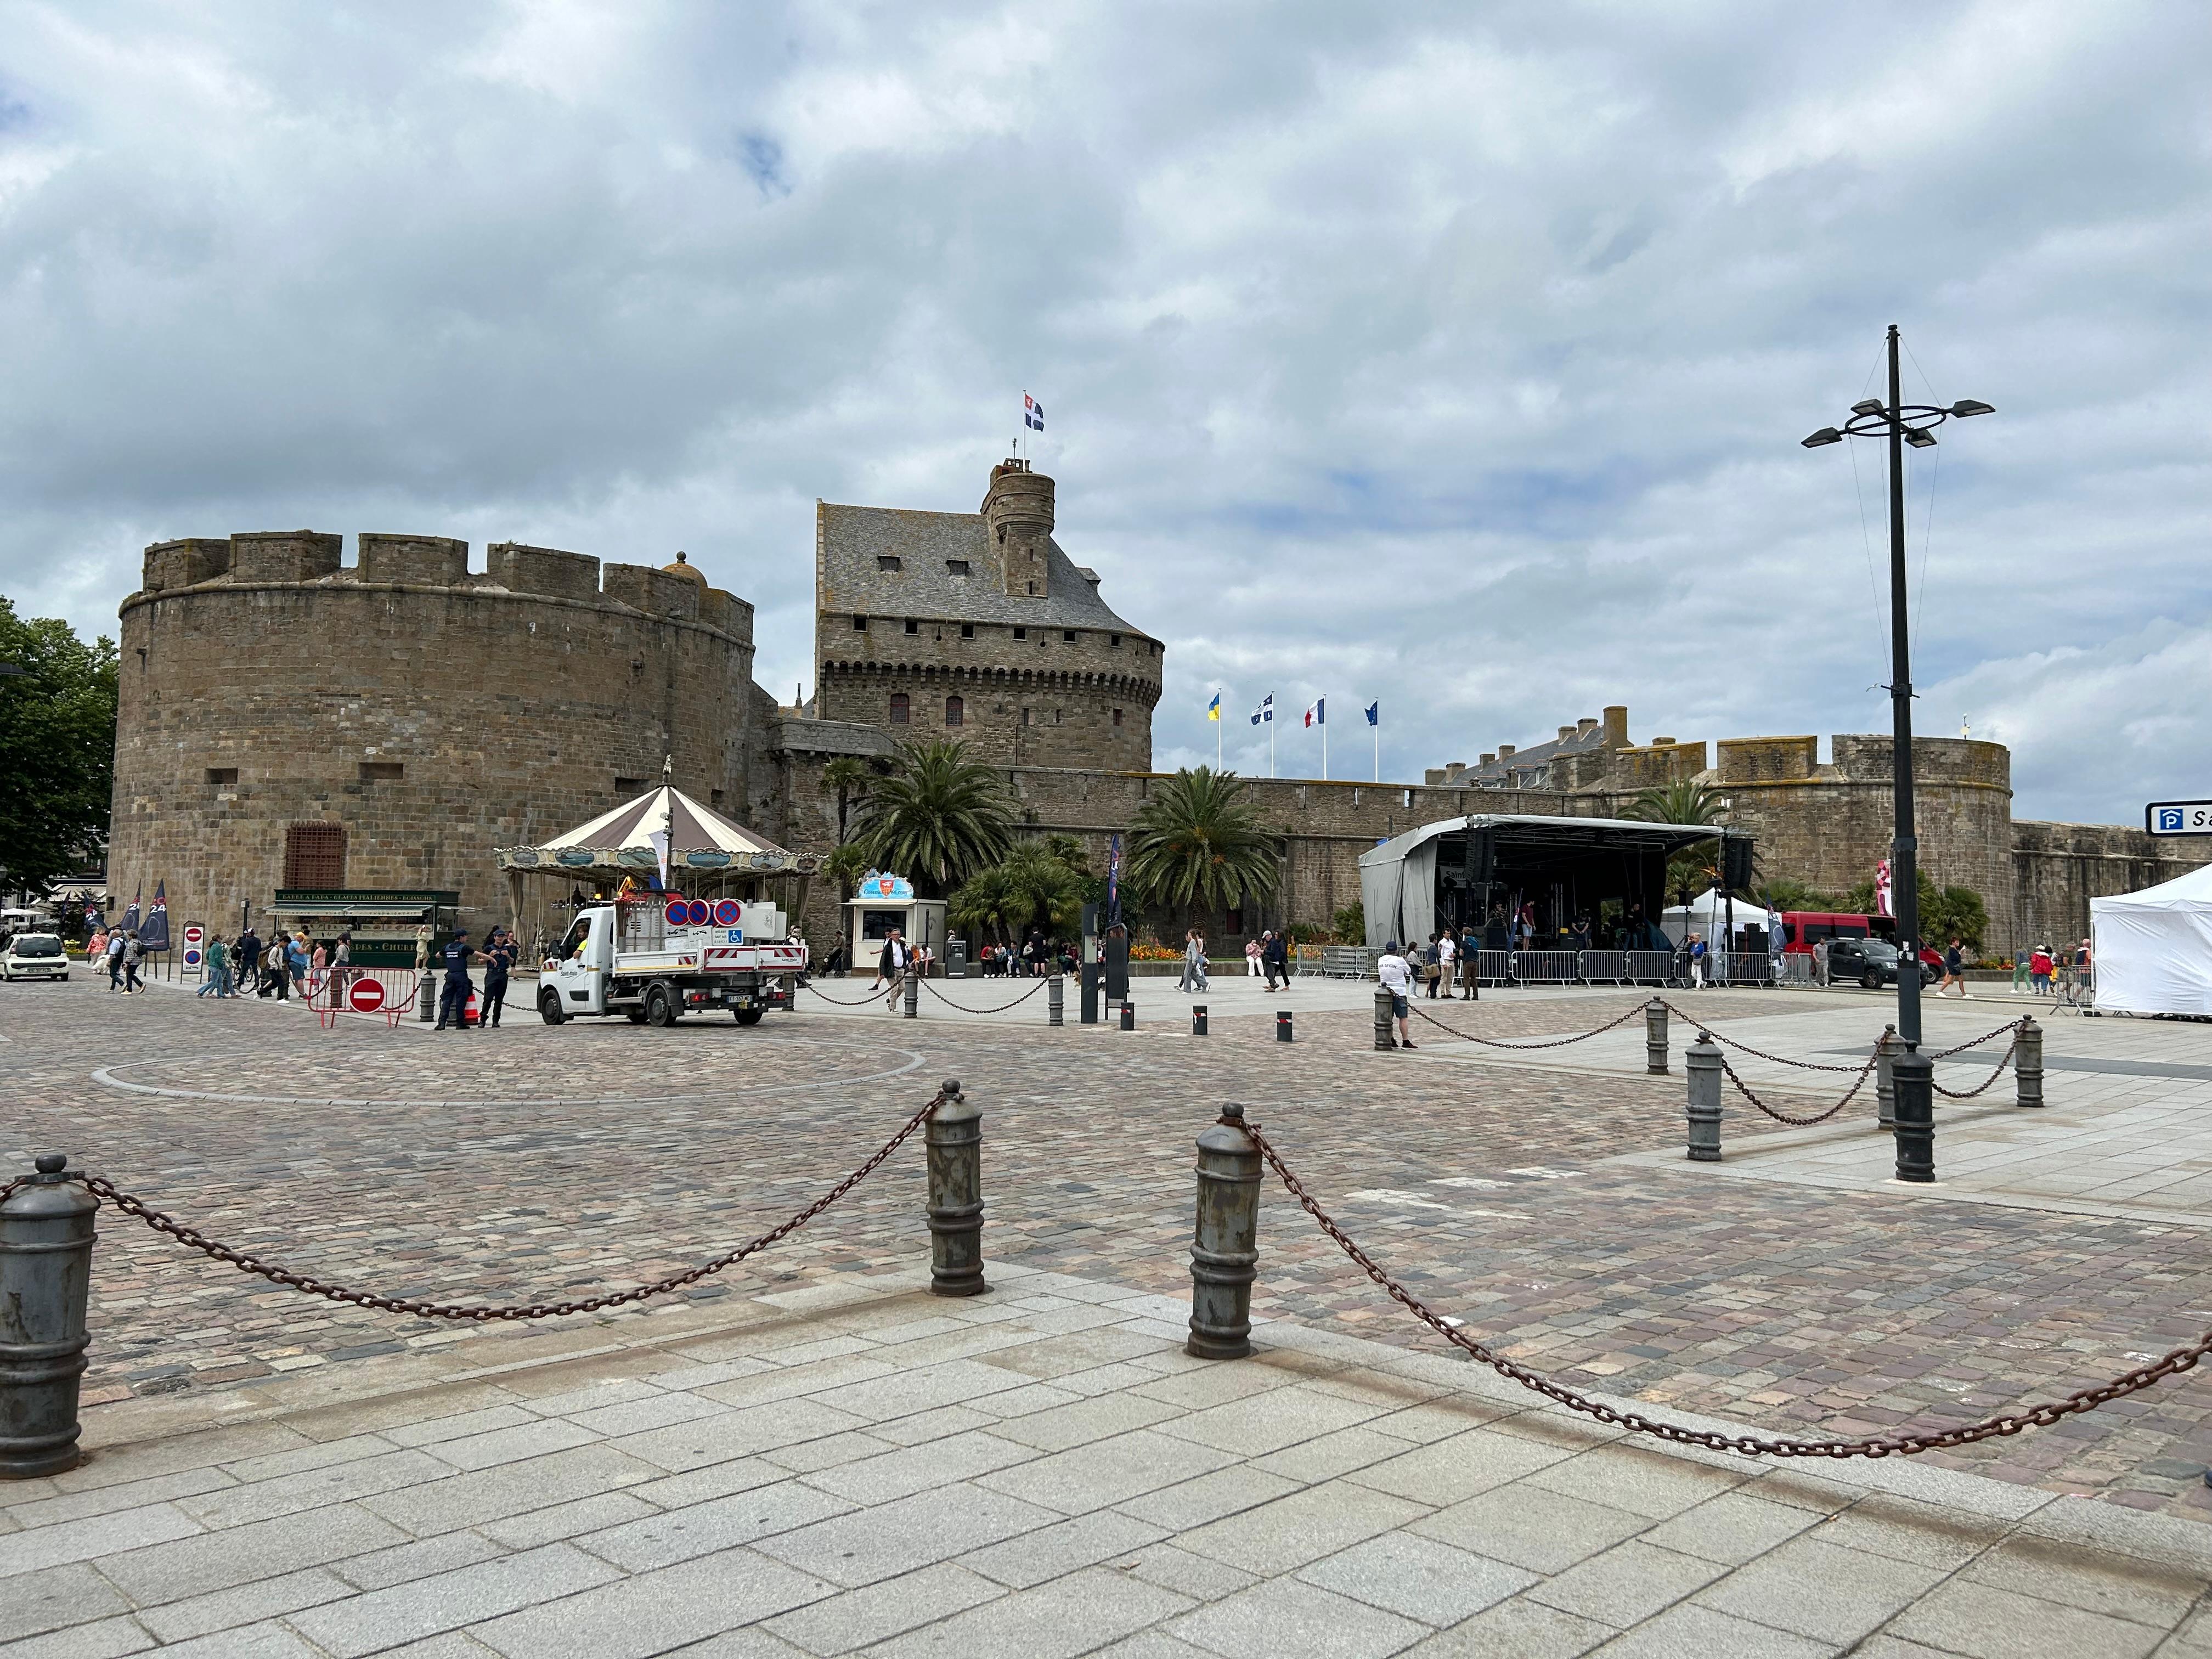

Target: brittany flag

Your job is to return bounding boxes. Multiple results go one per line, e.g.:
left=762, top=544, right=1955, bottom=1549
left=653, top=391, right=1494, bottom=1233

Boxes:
left=1250, top=695, right=1273, bottom=725
left=1024, top=392, right=1045, bottom=432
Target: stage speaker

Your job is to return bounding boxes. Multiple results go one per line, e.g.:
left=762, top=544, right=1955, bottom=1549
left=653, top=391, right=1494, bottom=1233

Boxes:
left=1722, top=836, right=1754, bottom=893
left=1463, top=831, right=1495, bottom=885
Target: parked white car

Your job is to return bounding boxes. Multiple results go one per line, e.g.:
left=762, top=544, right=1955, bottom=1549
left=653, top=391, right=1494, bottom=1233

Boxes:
left=2, top=933, right=69, bottom=981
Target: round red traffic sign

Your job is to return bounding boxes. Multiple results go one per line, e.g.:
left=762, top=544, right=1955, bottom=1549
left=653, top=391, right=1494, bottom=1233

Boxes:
left=183, top=924, right=204, bottom=946
left=347, top=977, right=386, bottom=1014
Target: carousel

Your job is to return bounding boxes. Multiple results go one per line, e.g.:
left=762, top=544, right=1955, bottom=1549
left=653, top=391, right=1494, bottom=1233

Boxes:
left=494, top=768, right=819, bottom=961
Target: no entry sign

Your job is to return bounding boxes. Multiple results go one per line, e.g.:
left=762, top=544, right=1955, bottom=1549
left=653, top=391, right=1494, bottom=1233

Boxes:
left=347, top=977, right=387, bottom=1014
left=182, top=924, right=204, bottom=947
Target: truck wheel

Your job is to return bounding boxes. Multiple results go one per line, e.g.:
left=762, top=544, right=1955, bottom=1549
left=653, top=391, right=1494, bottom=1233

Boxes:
left=539, top=990, right=567, bottom=1025
left=625, top=1008, right=648, bottom=1024
left=733, top=1008, right=764, bottom=1026
left=645, top=985, right=676, bottom=1028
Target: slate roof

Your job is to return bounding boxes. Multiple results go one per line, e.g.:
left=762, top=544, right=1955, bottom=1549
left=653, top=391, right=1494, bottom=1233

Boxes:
left=1463, top=722, right=1613, bottom=787
left=817, top=504, right=1151, bottom=638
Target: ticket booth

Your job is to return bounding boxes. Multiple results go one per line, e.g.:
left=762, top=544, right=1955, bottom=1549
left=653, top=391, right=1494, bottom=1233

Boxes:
left=844, top=871, right=948, bottom=974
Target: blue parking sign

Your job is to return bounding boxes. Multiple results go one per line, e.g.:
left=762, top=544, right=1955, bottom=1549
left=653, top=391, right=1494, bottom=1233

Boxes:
left=2146, top=800, right=2212, bottom=836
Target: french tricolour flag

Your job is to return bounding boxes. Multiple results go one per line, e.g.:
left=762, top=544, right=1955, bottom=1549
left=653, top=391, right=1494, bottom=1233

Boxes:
left=1304, top=698, right=1324, bottom=728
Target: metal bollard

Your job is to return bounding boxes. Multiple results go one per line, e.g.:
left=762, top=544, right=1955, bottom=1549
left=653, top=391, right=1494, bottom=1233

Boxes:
left=1276, top=1009, right=1293, bottom=1043
left=1685, top=1034, right=1723, bottom=1161
left=1186, top=1105, right=1261, bottom=1359
left=1875, top=1025, right=1898, bottom=1130
left=1645, top=997, right=1668, bottom=1075
left=1374, top=986, right=1394, bottom=1051
left=904, top=969, right=919, bottom=1020
left=2016, top=1015, right=2043, bottom=1109
left=1048, top=973, right=1064, bottom=1028
left=1, top=1156, right=99, bottom=1478
left=1120, top=998, right=1135, bottom=1031
left=924, top=1081, right=986, bottom=1298
left=417, top=967, right=434, bottom=1023
left=1892, top=1047, right=1935, bottom=1183
left=1193, top=1003, right=1207, bottom=1036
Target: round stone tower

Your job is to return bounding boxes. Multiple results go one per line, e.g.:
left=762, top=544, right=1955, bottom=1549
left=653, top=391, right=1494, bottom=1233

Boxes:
left=110, top=532, right=765, bottom=933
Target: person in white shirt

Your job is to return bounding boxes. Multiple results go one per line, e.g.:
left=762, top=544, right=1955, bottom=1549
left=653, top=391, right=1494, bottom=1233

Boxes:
left=877, top=929, right=910, bottom=1012
left=1377, top=941, right=1417, bottom=1049
left=1434, top=929, right=1457, bottom=998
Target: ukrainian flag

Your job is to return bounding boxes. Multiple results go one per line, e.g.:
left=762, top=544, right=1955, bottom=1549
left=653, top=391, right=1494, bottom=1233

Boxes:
left=1207, top=691, right=1221, bottom=721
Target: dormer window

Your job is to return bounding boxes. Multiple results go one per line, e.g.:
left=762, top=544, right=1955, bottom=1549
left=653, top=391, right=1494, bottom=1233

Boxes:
left=877, top=555, right=902, bottom=572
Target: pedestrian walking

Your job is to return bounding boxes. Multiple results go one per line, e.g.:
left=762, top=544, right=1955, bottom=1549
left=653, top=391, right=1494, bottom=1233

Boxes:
left=1458, top=922, right=1481, bottom=1001
left=285, top=931, right=310, bottom=997
left=198, top=935, right=229, bottom=997
left=121, top=931, right=145, bottom=993
left=1178, top=929, right=1209, bottom=994
left=105, top=928, right=127, bottom=990
left=1937, top=937, right=1969, bottom=998
left=435, top=928, right=482, bottom=1029
left=1812, top=936, right=1829, bottom=988
left=1377, top=940, right=1417, bottom=1049
left=1686, top=933, right=1707, bottom=990
left=1262, top=929, right=1290, bottom=992
left=481, top=927, right=515, bottom=1026
left=331, top=931, right=353, bottom=1001
left=1422, top=933, right=1442, bottom=999
left=878, top=927, right=911, bottom=1012
left=1435, top=927, right=1457, bottom=998
left=2029, top=944, right=2054, bottom=995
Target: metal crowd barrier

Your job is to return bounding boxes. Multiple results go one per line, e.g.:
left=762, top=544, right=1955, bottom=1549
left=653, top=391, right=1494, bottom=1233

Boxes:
left=1779, top=953, right=1814, bottom=986
left=1577, top=950, right=1628, bottom=985
left=1513, top=951, right=1582, bottom=984
left=1624, top=950, right=1678, bottom=985
left=1715, top=952, right=1776, bottom=986
left=1470, top=949, right=1516, bottom=985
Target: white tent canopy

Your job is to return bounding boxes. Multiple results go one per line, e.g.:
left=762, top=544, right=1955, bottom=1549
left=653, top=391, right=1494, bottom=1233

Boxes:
left=1661, top=893, right=1782, bottom=948
left=2091, top=862, right=2212, bottom=1016
left=496, top=785, right=807, bottom=878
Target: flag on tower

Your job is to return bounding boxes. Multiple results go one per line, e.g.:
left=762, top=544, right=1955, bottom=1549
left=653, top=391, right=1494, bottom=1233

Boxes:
left=1364, top=702, right=1380, bottom=726
left=1304, top=698, right=1324, bottom=729
left=1023, top=392, right=1045, bottom=431
left=1206, top=692, right=1221, bottom=722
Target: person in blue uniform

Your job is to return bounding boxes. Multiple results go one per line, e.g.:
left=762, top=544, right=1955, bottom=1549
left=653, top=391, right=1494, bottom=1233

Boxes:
left=436, top=928, right=484, bottom=1030
left=480, top=927, right=516, bottom=1027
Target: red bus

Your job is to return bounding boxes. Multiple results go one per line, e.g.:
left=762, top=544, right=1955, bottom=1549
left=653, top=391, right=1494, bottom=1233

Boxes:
left=1781, top=911, right=1942, bottom=970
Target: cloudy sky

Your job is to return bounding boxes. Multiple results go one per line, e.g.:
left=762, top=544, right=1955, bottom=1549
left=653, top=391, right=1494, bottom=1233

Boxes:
left=3, top=2, right=2206, bottom=825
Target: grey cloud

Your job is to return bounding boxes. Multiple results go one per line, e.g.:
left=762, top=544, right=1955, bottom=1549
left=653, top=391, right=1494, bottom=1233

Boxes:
left=0, top=0, right=2204, bottom=824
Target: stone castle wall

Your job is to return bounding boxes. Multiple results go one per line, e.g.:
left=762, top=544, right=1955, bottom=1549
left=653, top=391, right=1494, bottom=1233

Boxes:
left=111, top=533, right=761, bottom=932
left=2011, top=821, right=2207, bottom=951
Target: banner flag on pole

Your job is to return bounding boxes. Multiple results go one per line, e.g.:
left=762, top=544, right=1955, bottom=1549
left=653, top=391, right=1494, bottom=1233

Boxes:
left=1107, top=832, right=1122, bottom=928
left=142, top=881, right=170, bottom=951
left=1023, top=392, right=1045, bottom=431
left=122, top=888, right=141, bottom=934
left=1364, top=701, right=1380, bottom=726
left=1365, top=701, right=1381, bottom=783
left=1206, top=693, right=1221, bottom=721
left=1303, top=699, right=1324, bottom=727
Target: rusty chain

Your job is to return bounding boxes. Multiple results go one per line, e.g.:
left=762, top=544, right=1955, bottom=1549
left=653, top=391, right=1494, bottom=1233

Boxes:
left=1659, top=1001, right=1872, bottom=1071
left=804, top=978, right=904, bottom=1007
left=918, top=975, right=1053, bottom=1015
left=18, top=1087, right=949, bottom=1323
left=1716, top=1052, right=1877, bottom=1126
left=1408, top=1000, right=1649, bottom=1051
left=1231, top=1109, right=2212, bottom=1459
left=1926, top=1018, right=2029, bottom=1059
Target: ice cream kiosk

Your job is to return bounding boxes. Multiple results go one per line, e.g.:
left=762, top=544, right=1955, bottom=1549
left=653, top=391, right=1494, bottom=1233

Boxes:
left=845, top=871, right=947, bottom=972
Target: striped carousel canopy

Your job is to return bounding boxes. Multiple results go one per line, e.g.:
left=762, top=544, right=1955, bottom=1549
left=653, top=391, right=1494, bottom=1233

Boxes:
left=496, top=785, right=814, bottom=877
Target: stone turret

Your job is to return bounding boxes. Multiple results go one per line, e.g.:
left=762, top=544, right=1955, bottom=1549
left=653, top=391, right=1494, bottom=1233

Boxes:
left=982, top=459, right=1056, bottom=600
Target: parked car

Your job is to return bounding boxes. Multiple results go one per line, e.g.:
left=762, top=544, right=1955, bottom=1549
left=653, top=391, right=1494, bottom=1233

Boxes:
left=1826, top=936, right=1934, bottom=990
left=2, top=933, right=69, bottom=981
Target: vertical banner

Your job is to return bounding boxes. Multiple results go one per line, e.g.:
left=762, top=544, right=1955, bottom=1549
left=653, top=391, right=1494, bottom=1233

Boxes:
left=1107, top=832, right=1122, bottom=930
left=1875, top=858, right=1893, bottom=919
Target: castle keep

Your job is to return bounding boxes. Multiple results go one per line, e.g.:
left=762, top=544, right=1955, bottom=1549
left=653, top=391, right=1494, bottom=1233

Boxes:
left=106, top=460, right=2200, bottom=951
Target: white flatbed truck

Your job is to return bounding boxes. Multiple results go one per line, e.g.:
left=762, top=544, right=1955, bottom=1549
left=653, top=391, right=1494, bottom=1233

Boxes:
left=539, top=895, right=803, bottom=1028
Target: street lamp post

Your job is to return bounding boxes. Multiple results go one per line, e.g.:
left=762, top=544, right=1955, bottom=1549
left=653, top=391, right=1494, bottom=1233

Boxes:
left=1804, top=325, right=1993, bottom=1183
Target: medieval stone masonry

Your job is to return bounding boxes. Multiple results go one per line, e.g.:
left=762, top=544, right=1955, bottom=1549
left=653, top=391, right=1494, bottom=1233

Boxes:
left=106, top=460, right=2203, bottom=951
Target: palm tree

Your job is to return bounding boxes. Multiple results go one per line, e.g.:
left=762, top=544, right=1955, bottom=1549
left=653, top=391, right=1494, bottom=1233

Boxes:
left=1125, top=767, right=1280, bottom=927
left=819, top=843, right=869, bottom=903
left=852, top=740, right=1015, bottom=897
left=819, top=757, right=874, bottom=844
left=1624, top=778, right=1726, bottom=826
left=949, top=840, right=1085, bottom=943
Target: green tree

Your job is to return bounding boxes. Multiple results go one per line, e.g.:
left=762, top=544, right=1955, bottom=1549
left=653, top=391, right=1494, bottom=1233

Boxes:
left=852, top=740, right=1015, bottom=898
left=1333, top=898, right=1365, bottom=942
left=0, top=600, right=117, bottom=896
left=819, top=756, right=874, bottom=844
left=948, top=839, right=1085, bottom=943
left=1625, top=779, right=1730, bottom=902
left=819, top=843, right=869, bottom=902
left=1125, top=767, right=1281, bottom=925
left=1757, top=877, right=1842, bottom=913
left=1839, top=873, right=1988, bottom=954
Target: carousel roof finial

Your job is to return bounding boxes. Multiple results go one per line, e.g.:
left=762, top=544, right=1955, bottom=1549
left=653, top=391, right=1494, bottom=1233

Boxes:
left=662, top=754, right=673, bottom=784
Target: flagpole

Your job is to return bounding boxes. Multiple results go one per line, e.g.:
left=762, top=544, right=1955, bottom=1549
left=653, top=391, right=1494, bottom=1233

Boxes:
left=1269, top=716, right=1275, bottom=779
left=1374, top=716, right=1380, bottom=784
left=1216, top=703, right=1222, bottom=771
left=1321, top=710, right=1328, bottom=781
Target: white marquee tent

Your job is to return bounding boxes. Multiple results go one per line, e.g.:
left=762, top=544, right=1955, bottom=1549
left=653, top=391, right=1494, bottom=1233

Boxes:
left=2090, top=862, right=2212, bottom=1016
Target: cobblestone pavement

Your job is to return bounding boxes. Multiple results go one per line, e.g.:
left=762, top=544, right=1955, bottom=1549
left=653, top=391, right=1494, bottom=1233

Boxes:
left=4, top=1268, right=2208, bottom=1657
left=6, top=974, right=2211, bottom=1523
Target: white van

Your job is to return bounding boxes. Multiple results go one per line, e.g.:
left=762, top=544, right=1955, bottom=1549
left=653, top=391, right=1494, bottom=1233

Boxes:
left=2, top=934, right=69, bottom=981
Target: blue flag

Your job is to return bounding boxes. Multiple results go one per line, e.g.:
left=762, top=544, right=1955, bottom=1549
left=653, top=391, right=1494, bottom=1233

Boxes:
left=1364, top=701, right=1380, bottom=727
left=142, top=880, right=171, bottom=951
